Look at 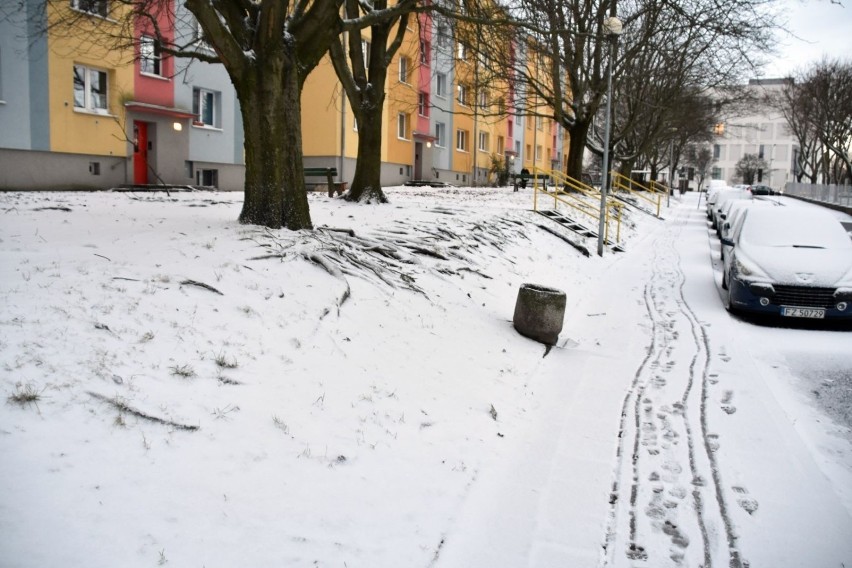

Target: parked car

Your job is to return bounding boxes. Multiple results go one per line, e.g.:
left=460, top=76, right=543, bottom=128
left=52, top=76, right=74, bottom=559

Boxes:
left=719, top=200, right=784, bottom=259
left=711, top=190, right=752, bottom=230
left=721, top=207, right=852, bottom=320
left=748, top=184, right=773, bottom=195
left=705, top=186, right=729, bottom=219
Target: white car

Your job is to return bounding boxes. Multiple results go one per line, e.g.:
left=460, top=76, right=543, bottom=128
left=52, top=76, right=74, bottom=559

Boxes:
left=711, top=190, right=752, bottom=230
left=721, top=207, right=852, bottom=320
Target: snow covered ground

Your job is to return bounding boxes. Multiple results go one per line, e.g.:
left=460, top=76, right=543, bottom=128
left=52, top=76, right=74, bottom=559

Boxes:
left=1, top=187, right=850, bottom=568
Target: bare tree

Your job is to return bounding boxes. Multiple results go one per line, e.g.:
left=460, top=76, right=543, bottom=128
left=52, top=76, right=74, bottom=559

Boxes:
left=773, top=59, right=852, bottom=185
left=799, top=59, right=852, bottom=185
left=735, top=153, right=768, bottom=184
left=329, top=0, right=421, bottom=203
left=474, top=0, right=779, bottom=180
left=683, top=144, right=715, bottom=191
left=772, top=78, right=821, bottom=183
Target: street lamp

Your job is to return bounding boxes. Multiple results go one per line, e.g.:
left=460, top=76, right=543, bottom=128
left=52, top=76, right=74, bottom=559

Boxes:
left=596, top=15, right=623, bottom=257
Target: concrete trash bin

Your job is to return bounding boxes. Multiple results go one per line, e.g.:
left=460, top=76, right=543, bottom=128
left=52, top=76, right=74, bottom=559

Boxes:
left=513, top=283, right=566, bottom=345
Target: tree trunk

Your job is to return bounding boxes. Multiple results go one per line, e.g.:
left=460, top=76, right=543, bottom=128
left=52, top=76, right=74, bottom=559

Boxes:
left=236, top=55, right=312, bottom=230
left=565, top=119, right=591, bottom=180
left=346, top=107, right=389, bottom=203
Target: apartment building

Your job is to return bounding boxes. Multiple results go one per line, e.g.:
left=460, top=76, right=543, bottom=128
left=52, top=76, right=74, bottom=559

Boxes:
left=710, top=79, right=798, bottom=192
left=0, top=0, right=243, bottom=191
left=1, top=3, right=568, bottom=191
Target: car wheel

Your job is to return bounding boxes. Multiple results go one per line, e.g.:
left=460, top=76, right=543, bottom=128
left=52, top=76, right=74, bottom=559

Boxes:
left=721, top=270, right=728, bottom=290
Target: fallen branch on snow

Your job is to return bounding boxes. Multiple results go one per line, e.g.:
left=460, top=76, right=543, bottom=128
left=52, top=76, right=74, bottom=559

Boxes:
left=87, top=391, right=199, bottom=431
left=180, top=279, right=224, bottom=295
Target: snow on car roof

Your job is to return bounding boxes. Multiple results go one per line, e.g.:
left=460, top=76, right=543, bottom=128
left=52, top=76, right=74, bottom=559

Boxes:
left=741, top=207, right=852, bottom=249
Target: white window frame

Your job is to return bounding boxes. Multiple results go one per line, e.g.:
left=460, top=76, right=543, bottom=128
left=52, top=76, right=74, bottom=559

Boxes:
left=436, top=73, right=447, bottom=98
left=478, top=131, right=489, bottom=152
left=71, top=0, right=108, bottom=18
left=456, top=129, right=468, bottom=152
left=479, top=90, right=488, bottom=111
left=397, top=112, right=409, bottom=140
left=398, top=56, right=409, bottom=83
left=139, top=36, right=162, bottom=77
left=457, top=41, right=467, bottom=60
left=418, top=92, right=429, bottom=117
left=193, top=87, right=218, bottom=128
left=73, top=64, right=109, bottom=114
left=435, top=122, right=446, bottom=147
left=457, top=84, right=468, bottom=107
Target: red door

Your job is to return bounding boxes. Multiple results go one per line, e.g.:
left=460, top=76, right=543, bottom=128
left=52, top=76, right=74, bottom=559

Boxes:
left=133, top=121, right=148, bottom=184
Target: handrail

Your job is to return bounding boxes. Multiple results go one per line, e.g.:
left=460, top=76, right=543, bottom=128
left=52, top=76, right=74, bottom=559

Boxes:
left=532, top=167, right=623, bottom=246
left=610, top=171, right=664, bottom=217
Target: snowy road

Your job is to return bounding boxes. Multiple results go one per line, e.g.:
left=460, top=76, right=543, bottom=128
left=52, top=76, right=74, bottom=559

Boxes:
left=437, top=194, right=852, bottom=568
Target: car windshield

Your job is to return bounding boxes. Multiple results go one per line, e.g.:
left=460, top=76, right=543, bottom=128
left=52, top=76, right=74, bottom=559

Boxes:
left=741, top=210, right=852, bottom=249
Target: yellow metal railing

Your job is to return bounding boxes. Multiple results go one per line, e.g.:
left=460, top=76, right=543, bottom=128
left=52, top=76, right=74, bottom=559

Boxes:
left=649, top=180, right=672, bottom=196
left=610, top=171, right=665, bottom=217
left=531, top=167, right=623, bottom=246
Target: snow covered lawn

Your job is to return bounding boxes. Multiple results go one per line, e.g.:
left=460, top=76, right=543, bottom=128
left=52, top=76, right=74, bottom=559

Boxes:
left=1, top=188, right=850, bottom=568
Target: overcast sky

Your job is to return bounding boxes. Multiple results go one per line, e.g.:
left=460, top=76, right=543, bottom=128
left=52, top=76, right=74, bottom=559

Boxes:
left=763, top=0, right=852, bottom=78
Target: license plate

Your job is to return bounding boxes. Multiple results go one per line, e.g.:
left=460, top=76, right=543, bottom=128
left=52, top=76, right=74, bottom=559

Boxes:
left=781, top=306, right=826, bottom=319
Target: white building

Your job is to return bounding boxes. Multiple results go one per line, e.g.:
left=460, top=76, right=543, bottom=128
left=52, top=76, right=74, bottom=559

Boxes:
left=711, top=79, right=798, bottom=192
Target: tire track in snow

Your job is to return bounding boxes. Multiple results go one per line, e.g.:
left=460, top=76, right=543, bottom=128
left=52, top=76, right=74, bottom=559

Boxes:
left=600, top=203, right=741, bottom=568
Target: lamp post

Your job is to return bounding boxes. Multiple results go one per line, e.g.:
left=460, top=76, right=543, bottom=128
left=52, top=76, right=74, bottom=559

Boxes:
left=596, top=16, right=623, bottom=257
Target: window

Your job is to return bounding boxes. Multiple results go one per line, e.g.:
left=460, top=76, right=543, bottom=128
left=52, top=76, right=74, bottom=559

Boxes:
left=758, top=144, right=765, bottom=159
left=418, top=92, right=429, bottom=117
left=457, top=84, right=469, bottom=106
left=73, top=64, right=108, bottom=114
left=536, top=116, right=543, bottom=131
left=397, top=112, right=409, bottom=139
left=398, top=56, right=409, bottom=83
left=436, top=73, right=447, bottom=97
left=478, top=131, right=490, bottom=152
left=713, top=144, right=720, bottom=159
left=508, top=120, right=513, bottom=138
left=89, top=161, right=100, bottom=175
left=535, top=145, right=542, bottom=162
left=435, top=122, right=446, bottom=147
left=197, top=169, right=218, bottom=187
left=192, top=87, right=218, bottom=127
left=456, top=129, right=468, bottom=152
left=711, top=167, right=721, bottom=180
left=193, top=19, right=211, bottom=49
left=457, top=41, right=467, bottom=61
left=497, top=136, right=504, bottom=155
left=140, top=36, right=162, bottom=76
left=420, top=40, right=430, bottom=66
left=436, top=24, right=449, bottom=48
left=525, top=144, right=531, bottom=161
left=478, top=90, right=488, bottom=111
left=71, top=0, right=107, bottom=17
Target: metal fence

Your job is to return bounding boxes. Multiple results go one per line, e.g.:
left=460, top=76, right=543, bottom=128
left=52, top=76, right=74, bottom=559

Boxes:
left=783, top=182, right=852, bottom=207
